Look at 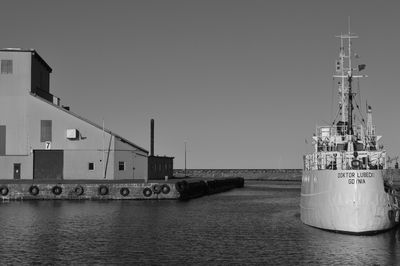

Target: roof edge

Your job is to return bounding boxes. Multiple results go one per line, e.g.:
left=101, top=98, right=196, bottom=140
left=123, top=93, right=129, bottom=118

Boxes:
left=30, top=93, right=149, bottom=154
left=0, top=48, right=52, bottom=73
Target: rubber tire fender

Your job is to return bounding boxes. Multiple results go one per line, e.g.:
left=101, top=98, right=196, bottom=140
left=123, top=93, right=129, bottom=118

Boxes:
left=120, top=187, right=130, bottom=197
left=0, top=186, right=9, bottom=196
left=388, top=210, right=394, bottom=221
left=161, top=184, right=171, bottom=194
left=143, top=187, right=152, bottom=197
left=29, top=185, right=39, bottom=196
left=52, top=185, right=62, bottom=195
left=98, top=185, right=109, bottom=196
left=152, top=184, right=162, bottom=194
left=175, top=181, right=188, bottom=193
left=74, top=185, right=84, bottom=196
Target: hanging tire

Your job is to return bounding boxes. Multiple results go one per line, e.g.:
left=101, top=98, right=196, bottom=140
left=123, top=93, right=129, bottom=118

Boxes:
left=120, top=187, right=130, bottom=197
left=0, top=186, right=9, bottom=196
left=143, top=187, right=152, bottom=197
left=388, top=210, right=394, bottom=221
left=161, top=184, right=170, bottom=194
left=52, top=185, right=62, bottom=195
left=29, top=185, right=39, bottom=196
left=74, top=185, right=84, bottom=196
left=351, top=159, right=360, bottom=169
left=152, top=184, right=161, bottom=194
left=98, top=185, right=109, bottom=196
left=175, top=181, right=188, bottom=193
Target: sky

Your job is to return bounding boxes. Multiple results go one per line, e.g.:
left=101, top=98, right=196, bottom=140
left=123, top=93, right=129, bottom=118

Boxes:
left=1, top=0, right=400, bottom=169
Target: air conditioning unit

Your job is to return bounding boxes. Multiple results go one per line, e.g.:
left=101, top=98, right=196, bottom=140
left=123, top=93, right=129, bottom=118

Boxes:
left=66, top=129, right=78, bottom=139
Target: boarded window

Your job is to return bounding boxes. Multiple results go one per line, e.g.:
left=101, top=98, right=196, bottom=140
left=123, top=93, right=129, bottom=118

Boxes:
left=1, top=60, right=13, bottom=74
left=118, top=161, right=125, bottom=171
left=40, top=120, right=52, bottom=142
left=88, top=162, right=94, bottom=171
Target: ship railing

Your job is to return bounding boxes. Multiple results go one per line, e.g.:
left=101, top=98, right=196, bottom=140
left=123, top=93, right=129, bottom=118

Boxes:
left=314, top=124, right=379, bottom=152
left=303, top=151, right=386, bottom=171
left=315, top=124, right=371, bottom=137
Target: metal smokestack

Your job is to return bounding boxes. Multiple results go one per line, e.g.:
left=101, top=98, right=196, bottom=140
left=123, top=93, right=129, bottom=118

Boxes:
left=150, top=119, right=154, bottom=156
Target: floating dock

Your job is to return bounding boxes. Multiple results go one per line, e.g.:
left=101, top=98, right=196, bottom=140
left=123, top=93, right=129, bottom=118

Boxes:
left=0, top=177, right=244, bottom=201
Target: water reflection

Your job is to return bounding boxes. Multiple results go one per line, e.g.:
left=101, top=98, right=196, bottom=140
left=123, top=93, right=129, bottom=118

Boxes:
left=0, top=181, right=398, bottom=265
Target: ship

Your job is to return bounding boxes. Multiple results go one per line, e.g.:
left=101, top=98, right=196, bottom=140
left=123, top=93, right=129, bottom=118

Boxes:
left=300, top=25, right=400, bottom=234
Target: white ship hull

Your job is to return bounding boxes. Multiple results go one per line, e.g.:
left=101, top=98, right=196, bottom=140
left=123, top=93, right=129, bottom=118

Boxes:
left=300, top=170, right=400, bottom=234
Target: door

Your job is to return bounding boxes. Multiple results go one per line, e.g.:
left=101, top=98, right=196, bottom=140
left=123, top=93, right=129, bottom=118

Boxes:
left=13, top=163, right=21, bottom=179
left=33, top=150, right=63, bottom=180
left=0, top=125, right=5, bottom=155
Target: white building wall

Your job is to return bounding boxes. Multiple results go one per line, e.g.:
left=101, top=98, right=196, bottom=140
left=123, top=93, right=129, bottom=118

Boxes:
left=0, top=52, right=31, bottom=155
left=114, top=138, right=148, bottom=180
left=134, top=153, right=148, bottom=181
left=25, top=95, right=146, bottom=180
left=0, top=50, right=148, bottom=180
left=63, top=150, right=104, bottom=179
left=0, top=156, right=31, bottom=179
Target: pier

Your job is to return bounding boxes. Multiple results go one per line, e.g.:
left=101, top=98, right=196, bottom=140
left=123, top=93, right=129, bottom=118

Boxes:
left=0, top=177, right=244, bottom=201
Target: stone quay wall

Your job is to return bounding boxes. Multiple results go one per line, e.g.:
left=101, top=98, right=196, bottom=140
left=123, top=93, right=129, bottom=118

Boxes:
left=173, top=169, right=303, bottom=181
left=0, top=180, right=178, bottom=201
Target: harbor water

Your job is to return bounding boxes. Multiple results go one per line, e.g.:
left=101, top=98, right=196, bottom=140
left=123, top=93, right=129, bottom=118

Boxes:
left=0, top=181, right=399, bottom=265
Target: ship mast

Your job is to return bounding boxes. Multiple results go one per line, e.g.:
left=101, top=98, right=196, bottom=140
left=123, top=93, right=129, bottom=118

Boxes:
left=346, top=19, right=354, bottom=135
left=334, top=19, right=366, bottom=137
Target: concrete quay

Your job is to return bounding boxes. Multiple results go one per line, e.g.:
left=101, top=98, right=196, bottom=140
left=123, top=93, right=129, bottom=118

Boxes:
left=0, top=177, right=244, bottom=201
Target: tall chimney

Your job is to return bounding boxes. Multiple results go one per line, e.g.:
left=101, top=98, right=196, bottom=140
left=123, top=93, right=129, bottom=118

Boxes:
left=150, top=119, right=154, bottom=156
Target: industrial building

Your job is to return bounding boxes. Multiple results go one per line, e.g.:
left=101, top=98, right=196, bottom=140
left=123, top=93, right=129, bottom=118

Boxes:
left=147, top=119, right=174, bottom=180
left=0, top=48, right=148, bottom=181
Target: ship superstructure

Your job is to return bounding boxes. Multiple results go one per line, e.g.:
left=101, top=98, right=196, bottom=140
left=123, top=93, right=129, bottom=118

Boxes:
left=300, top=25, right=399, bottom=234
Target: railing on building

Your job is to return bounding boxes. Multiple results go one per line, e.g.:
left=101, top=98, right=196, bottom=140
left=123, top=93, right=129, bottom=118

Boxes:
left=32, top=88, right=60, bottom=106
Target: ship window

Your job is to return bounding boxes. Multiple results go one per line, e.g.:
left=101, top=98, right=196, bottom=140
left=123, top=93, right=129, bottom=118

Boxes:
left=40, top=120, right=52, bottom=142
left=1, top=60, right=13, bottom=74
left=88, top=162, right=94, bottom=171
left=119, top=161, right=125, bottom=171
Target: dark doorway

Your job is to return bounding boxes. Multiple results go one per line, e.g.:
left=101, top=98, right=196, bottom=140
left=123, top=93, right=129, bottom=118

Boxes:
left=0, top=125, right=5, bottom=155
left=13, top=163, right=21, bottom=179
left=33, top=150, right=63, bottom=180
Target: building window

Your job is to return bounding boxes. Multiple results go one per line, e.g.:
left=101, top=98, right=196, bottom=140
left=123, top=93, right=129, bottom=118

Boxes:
left=40, top=120, right=52, bottom=142
left=119, top=161, right=125, bottom=171
left=1, top=60, right=12, bottom=74
left=88, top=162, right=94, bottom=171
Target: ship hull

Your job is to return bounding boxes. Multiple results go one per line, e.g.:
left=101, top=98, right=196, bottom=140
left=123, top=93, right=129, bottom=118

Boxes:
left=300, top=169, right=400, bottom=234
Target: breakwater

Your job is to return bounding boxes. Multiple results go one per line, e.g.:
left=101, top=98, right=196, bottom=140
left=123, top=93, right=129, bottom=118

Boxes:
left=175, top=177, right=244, bottom=200
left=173, top=169, right=302, bottom=181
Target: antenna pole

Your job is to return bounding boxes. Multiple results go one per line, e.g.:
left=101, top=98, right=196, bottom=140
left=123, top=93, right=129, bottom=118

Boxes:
left=348, top=17, right=352, bottom=75
left=340, top=36, right=345, bottom=123
left=184, top=141, right=187, bottom=177
left=347, top=17, right=353, bottom=135
left=102, top=118, right=105, bottom=178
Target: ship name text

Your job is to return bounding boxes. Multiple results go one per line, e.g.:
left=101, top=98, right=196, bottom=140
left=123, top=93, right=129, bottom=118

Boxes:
left=337, top=172, right=374, bottom=178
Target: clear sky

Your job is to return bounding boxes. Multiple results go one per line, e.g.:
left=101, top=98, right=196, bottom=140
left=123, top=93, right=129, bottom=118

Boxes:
left=1, top=0, right=400, bottom=169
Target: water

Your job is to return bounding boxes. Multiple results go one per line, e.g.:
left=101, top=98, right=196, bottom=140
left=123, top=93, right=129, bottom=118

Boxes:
left=0, top=181, right=399, bottom=265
